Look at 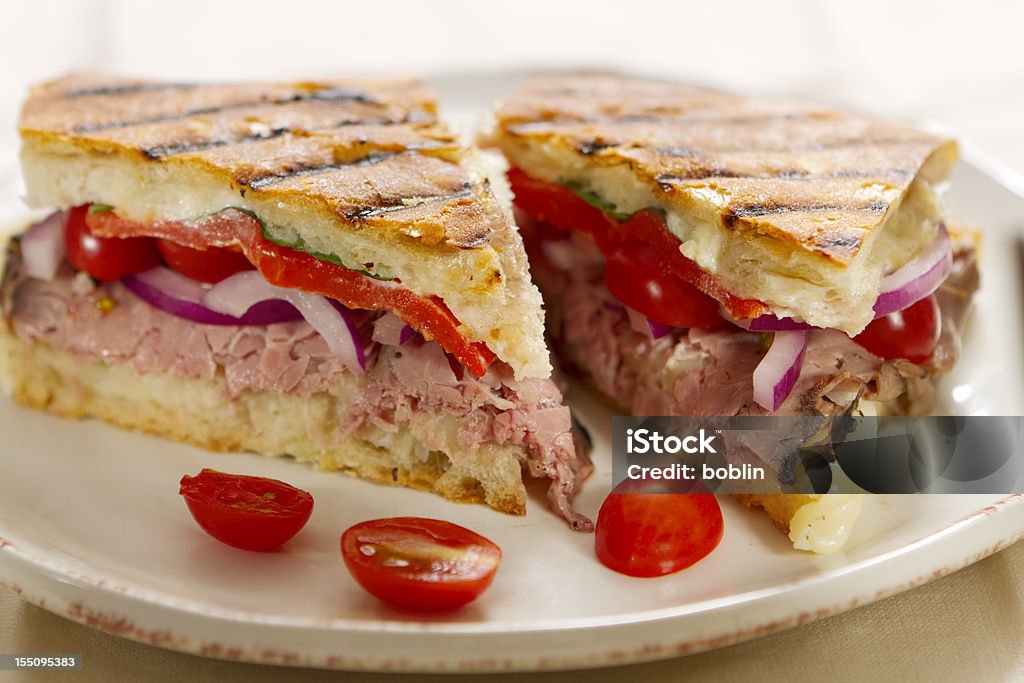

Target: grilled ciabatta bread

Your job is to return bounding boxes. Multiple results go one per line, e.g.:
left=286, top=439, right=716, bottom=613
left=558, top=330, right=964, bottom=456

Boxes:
left=488, top=75, right=957, bottom=334
left=20, top=73, right=549, bottom=379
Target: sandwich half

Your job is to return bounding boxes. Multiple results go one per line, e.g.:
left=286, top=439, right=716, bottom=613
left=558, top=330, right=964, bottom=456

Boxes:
left=2, top=73, right=593, bottom=529
left=487, top=75, right=979, bottom=550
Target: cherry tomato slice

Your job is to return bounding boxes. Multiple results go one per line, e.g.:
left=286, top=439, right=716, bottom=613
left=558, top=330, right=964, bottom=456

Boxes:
left=65, top=205, right=163, bottom=281
left=595, top=479, right=723, bottom=577
left=341, top=517, right=501, bottom=611
left=508, top=168, right=768, bottom=320
left=156, top=238, right=254, bottom=283
left=604, top=242, right=725, bottom=329
left=86, top=210, right=496, bottom=377
left=853, top=294, right=940, bottom=364
left=179, top=469, right=314, bottom=552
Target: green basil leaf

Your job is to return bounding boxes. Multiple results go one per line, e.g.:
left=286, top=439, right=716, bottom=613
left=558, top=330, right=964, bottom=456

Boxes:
left=561, top=182, right=634, bottom=221
left=222, top=207, right=394, bottom=281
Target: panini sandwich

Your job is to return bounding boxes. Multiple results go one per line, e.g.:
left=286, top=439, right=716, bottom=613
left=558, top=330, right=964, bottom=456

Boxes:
left=488, top=76, right=979, bottom=550
left=1, top=73, right=593, bottom=529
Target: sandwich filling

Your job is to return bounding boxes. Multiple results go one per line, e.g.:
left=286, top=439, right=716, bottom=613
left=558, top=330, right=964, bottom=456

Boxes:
left=519, top=214, right=976, bottom=417
left=490, top=76, right=969, bottom=412
left=509, top=170, right=974, bottom=413
left=2, top=218, right=594, bottom=530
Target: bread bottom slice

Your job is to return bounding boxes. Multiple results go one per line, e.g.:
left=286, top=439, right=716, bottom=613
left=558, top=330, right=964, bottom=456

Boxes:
left=0, top=327, right=528, bottom=514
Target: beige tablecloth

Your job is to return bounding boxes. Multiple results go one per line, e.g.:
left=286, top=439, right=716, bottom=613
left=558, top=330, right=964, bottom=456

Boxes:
left=2, top=539, right=1023, bottom=682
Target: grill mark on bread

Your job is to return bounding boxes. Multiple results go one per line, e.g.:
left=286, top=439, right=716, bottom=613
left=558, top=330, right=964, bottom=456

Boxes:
left=139, top=115, right=426, bottom=159
left=244, top=152, right=398, bottom=188
left=343, top=185, right=474, bottom=220
left=72, top=88, right=376, bottom=133
left=576, top=140, right=614, bottom=155
left=812, top=233, right=864, bottom=252
left=143, top=127, right=293, bottom=159
left=655, top=167, right=914, bottom=184
left=494, top=75, right=956, bottom=270
left=562, top=138, right=931, bottom=162
left=651, top=137, right=931, bottom=157
left=721, top=200, right=889, bottom=227
left=509, top=111, right=819, bottom=135
left=21, top=74, right=514, bottom=258
left=63, top=82, right=202, bottom=98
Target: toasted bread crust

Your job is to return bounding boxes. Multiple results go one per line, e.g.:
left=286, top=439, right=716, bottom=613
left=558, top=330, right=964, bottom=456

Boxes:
left=491, top=75, right=956, bottom=265
left=20, top=73, right=494, bottom=249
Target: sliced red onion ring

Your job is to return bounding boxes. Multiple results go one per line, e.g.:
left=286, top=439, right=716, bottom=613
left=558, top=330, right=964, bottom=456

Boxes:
left=602, top=300, right=626, bottom=315
left=602, top=299, right=676, bottom=338
left=122, top=267, right=302, bottom=326
left=202, top=271, right=365, bottom=371
left=752, top=330, right=808, bottom=412
left=626, top=307, right=675, bottom=340
left=873, top=224, right=952, bottom=317
left=372, top=312, right=416, bottom=346
left=21, top=211, right=67, bottom=281
left=744, top=315, right=813, bottom=332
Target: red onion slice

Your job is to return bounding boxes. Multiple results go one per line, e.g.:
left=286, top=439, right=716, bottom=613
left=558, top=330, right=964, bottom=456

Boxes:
left=372, top=312, right=416, bottom=346
left=626, top=307, right=675, bottom=340
left=122, top=267, right=301, bottom=326
left=602, top=300, right=626, bottom=315
left=132, top=266, right=206, bottom=303
left=873, top=224, right=952, bottom=317
left=744, top=315, right=813, bottom=332
left=203, top=271, right=365, bottom=371
left=752, top=330, right=808, bottom=412
left=21, top=211, right=67, bottom=281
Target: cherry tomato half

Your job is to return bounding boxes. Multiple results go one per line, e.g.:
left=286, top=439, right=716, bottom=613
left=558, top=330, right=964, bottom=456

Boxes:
left=65, top=205, right=163, bottom=281
left=604, top=243, right=725, bottom=329
left=341, top=517, right=501, bottom=611
left=179, top=469, right=314, bottom=552
left=853, top=294, right=940, bottom=364
left=87, top=209, right=497, bottom=377
left=595, top=480, right=723, bottom=577
left=508, top=168, right=768, bottom=320
left=156, top=238, right=254, bottom=284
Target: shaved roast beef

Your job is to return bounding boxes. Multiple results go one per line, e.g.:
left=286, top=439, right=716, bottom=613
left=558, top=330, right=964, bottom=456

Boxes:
left=536, top=236, right=978, bottom=418
left=2, top=247, right=593, bottom=529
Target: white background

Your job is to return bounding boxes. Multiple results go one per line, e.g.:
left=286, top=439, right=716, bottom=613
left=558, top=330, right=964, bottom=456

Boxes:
left=1, top=0, right=1022, bottom=176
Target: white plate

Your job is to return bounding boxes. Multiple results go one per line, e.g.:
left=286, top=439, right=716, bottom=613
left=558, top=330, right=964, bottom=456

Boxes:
left=2, top=76, right=1024, bottom=673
